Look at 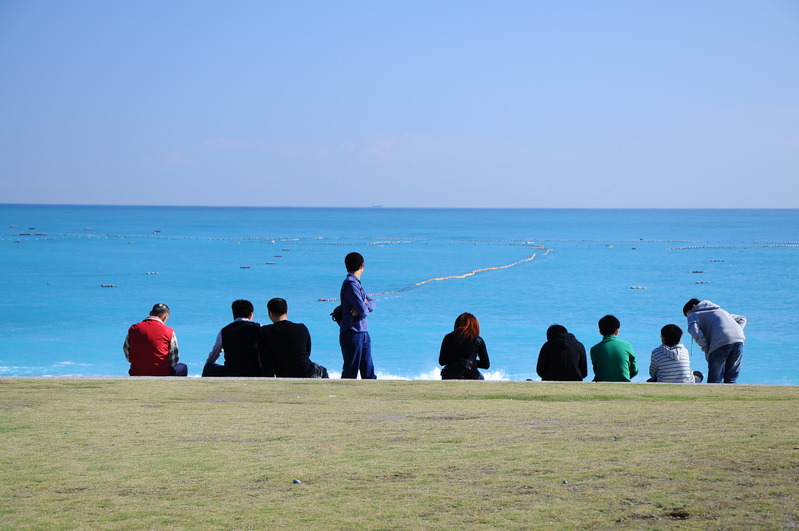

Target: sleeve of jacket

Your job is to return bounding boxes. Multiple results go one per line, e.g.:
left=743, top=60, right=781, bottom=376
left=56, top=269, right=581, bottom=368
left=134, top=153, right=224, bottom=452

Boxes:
left=438, top=336, right=449, bottom=367
left=578, top=343, right=588, bottom=379
left=731, top=314, right=747, bottom=329
left=536, top=345, right=548, bottom=379
left=475, top=337, right=490, bottom=370
left=687, top=315, right=707, bottom=352
left=256, top=329, right=276, bottom=377
left=628, top=347, right=638, bottom=378
left=342, top=280, right=374, bottom=319
left=649, top=350, right=658, bottom=380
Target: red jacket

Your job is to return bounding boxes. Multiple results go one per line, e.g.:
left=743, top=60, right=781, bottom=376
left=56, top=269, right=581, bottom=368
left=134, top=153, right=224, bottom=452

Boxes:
left=126, top=318, right=176, bottom=376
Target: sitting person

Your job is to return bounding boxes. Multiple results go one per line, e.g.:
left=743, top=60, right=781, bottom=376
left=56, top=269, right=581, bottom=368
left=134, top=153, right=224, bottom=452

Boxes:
left=536, top=324, right=588, bottom=381
left=203, top=299, right=262, bottom=377
left=257, top=298, right=328, bottom=378
left=124, top=303, right=187, bottom=376
left=590, top=314, right=638, bottom=382
left=439, top=312, right=490, bottom=380
left=649, top=324, right=703, bottom=383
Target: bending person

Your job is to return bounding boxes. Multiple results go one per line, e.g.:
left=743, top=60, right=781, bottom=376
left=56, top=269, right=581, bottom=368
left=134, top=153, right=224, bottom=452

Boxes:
left=439, top=312, right=490, bottom=380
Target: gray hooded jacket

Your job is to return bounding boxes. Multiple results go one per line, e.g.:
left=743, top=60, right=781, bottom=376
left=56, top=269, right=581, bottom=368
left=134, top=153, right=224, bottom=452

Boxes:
left=686, top=300, right=746, bottom=358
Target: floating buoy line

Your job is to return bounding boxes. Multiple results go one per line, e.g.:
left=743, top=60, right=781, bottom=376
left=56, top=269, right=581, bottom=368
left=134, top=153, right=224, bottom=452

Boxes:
left=318, top=253, right=538, bottom=302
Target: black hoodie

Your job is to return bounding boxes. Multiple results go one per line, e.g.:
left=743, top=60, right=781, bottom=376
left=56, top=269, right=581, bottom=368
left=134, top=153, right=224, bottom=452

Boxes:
left=536, top=330, right=588, bottom=381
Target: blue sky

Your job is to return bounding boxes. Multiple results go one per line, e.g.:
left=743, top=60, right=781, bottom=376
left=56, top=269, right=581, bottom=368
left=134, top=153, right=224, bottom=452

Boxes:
left=1, top=0, right=797, bottom=208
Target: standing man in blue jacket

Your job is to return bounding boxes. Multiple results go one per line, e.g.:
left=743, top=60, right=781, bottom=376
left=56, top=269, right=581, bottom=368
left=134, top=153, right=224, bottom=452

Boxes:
left=339, top=252, right=377, bottom=379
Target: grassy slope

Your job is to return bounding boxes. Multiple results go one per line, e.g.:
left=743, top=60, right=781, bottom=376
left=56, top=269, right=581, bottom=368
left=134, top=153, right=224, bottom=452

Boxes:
left=1, top=379, right=798, bottom=529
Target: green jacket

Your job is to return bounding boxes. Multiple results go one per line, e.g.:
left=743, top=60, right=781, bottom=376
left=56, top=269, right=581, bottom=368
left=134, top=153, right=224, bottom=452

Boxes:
left=590, top=335, right=638, bottom=382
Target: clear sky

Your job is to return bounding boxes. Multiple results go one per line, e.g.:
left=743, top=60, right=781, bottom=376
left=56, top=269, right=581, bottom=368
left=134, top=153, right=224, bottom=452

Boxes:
left=1, top=1, right=797, bottom=208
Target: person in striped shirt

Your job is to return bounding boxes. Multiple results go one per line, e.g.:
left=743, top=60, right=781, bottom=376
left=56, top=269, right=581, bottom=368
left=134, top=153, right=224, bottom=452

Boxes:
left=649, top=324, right=702, bottom=383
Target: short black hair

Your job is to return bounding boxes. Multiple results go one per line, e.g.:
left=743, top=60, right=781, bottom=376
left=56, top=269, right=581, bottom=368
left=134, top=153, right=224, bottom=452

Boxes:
left=661, top=324, right=683, bottom=347
left=683, top=298, right=701, bottom=316
left=546, top=324, right=568, bottom=341
left=231, top=299, right=254, bottom=319
left=267, top=297, right=288, bottom=317
left=149, top=303, right=170, bottom=318
left=598, top=314, right=620, bottom=336
left=345, top=252, right=364, bottom=273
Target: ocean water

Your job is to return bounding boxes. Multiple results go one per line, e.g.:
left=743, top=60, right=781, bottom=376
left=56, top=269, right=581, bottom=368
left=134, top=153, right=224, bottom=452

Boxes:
left=1, top=204, right=797, bottom=385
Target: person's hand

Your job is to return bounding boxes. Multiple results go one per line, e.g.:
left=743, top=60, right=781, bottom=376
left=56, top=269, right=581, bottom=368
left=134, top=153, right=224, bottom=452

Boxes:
left=351, top=308, right=359, bottom=316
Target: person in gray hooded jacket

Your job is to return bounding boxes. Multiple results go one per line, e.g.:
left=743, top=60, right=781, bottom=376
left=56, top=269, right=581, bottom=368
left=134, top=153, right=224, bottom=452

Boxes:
left=683, top=299, right=746, bottom=384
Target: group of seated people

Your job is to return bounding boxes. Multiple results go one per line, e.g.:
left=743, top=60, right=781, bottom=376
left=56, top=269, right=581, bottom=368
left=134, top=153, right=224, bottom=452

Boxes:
left=440, top=313, right=702, bottom=384
left=126, top=303, right=732, bottom=384
left=124, top=299, right=328, bottom=378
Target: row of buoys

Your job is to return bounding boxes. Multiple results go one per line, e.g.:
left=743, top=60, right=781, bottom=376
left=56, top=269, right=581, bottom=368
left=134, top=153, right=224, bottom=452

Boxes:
left=630, top=286, right=648, bottom=290
left=145, top=272, right=159, bottom=275
left=101, top=284, right=115, bottom=288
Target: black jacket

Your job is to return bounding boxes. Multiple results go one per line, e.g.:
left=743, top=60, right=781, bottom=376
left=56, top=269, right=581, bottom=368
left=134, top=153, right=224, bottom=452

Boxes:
left=257, top=320, right=314, bottom=377
left=536, top=331, right=587, bottom=381
left=439, top=332, right=490, bottom=380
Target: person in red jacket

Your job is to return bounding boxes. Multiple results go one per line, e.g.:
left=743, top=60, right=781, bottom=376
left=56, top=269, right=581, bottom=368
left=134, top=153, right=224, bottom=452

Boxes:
left=124, top=303, right=187, bottom=376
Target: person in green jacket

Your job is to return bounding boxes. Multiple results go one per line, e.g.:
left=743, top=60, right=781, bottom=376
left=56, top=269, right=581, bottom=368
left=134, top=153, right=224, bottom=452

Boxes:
left=590, top=315, right=638, bottom=382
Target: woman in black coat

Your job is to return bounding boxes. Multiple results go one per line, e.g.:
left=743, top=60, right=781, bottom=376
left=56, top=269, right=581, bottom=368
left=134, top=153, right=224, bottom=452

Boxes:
left=439, top=312, right=490, bottom=380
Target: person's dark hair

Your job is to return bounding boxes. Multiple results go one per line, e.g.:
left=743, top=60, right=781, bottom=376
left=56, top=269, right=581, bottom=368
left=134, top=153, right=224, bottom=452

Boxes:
left=454, top=312, right=480, bottom=341
left=267, top=297, right=288, bottom=317
left=683, top=298, right=701, bottom=316
left=344, top=252, right=364, bottom=273
left=661, top=324, right=683, bottom=347
left=231, top=299, right=254, bottom=319
left=149, top=303, right=170, bottom=318
left=598, top=314, right=620, bottom=336
left=546, top=324, right=568, bottom=341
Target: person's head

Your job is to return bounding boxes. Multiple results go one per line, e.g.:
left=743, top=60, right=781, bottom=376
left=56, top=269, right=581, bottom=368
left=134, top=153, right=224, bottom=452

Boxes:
left=546, top=324, right=568, bottom=341
left=598, top=314, right=620, bottom=336
left=344, top=252, right=364, bottom=273
left=661, top=324, right=683, bottom=347
left=267, top=297, right=288, bottom=319
left=454, top=312, right=480, bottom=340
left=683, top=298, right=701, bottom=316
left=231, top=299, right=254, bottom=319
left=149, top=303, right=170, bottom=321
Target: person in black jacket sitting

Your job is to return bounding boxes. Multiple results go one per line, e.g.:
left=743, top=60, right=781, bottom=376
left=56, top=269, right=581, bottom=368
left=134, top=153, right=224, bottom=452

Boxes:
left=439, top=312, right=490, bottom=380
left=202, top=299, right=262, bottom=377
left=536, top=324, right=587, bottom=381
left=258, top=298, right=328, bottom=378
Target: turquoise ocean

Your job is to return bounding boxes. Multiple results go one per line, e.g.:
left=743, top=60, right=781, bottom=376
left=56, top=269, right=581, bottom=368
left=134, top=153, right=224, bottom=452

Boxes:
left=1, top=204, right=797, bottom=385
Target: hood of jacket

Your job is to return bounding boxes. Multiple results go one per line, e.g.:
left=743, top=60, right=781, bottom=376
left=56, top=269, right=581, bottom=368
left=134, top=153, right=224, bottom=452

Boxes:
left=547, top=330, right=578, bottom=349
left=692, top=300, right=720, bottom=313
left=656, top=344, right=685, bottom=361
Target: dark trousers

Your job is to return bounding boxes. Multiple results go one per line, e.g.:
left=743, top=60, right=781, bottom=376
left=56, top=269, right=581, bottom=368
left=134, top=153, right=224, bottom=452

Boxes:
left=170, top=363, right=188, bottom=376
left=707, top=342, right=743, bottom=383
left=339, top=331, right=376, bottom=379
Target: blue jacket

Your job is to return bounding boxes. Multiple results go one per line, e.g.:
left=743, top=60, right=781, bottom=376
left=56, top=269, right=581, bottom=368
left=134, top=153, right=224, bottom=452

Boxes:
left=339, top=273, right=376, bottom=333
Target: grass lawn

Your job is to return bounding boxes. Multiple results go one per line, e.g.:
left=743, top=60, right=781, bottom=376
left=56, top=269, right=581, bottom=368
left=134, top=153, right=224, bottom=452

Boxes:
left=1, top=378, right=798, bottom=529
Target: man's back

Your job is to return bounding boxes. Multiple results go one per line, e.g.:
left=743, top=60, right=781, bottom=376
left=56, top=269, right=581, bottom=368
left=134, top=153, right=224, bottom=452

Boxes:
left=127, top=318, right=174, bottom=376
left=590, top=335, right=638, bottom=382
left=220, top=320, right=261, bottom=376
left=258, top=320, right=313, bottom=377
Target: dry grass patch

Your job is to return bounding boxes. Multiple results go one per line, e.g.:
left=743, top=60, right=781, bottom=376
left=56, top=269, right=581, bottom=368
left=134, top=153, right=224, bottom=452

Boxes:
left=1, top=379, right=798, bottom=529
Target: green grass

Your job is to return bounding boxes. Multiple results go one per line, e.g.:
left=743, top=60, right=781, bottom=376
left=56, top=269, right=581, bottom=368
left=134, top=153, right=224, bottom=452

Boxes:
left=1, top=379, right=798, bottom=529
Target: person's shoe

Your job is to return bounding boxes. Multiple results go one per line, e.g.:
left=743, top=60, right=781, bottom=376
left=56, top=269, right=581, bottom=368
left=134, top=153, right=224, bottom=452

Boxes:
left=693, top=371, right=704, bottom=384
